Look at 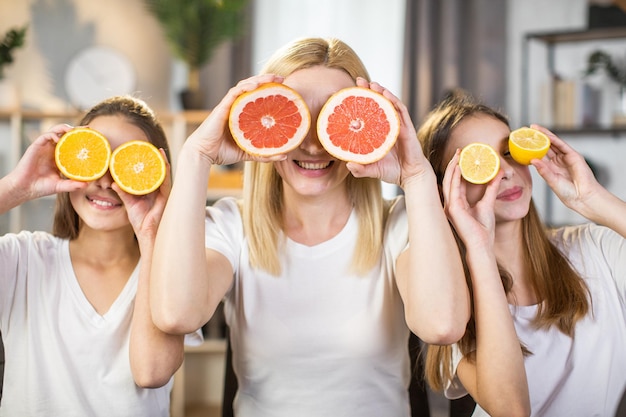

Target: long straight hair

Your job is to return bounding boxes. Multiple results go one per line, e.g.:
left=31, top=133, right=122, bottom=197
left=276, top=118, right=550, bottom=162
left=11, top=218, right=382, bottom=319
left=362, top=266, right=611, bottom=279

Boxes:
left=53, top=95, right=169, bottom=240
left=241, top=37, right=385, bottom=276
left=418, top=92, right=590, bottom=391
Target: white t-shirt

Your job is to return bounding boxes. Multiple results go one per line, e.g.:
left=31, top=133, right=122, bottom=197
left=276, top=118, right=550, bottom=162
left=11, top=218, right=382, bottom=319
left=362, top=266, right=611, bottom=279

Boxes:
left=447, top=224, right=626, bottom=417
left=0, top=231, right=201, bottom=417
left=204, top=196, right=411, bottom=417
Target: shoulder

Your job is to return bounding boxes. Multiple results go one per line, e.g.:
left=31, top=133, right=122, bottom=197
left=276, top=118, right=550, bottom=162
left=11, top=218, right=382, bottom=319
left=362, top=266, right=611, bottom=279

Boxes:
left=548, top=223, right=623, bottom=253
left=206, top=197, right=242, bottom=221
left=385, top=195, right=407, bottom=226
left=204, top=197, right=245, bottom=255
left=0, top=230, right=61, bottom=253
left=548, top=223, right=626, bottom=277
left=383, top=195, right=408, bottom=249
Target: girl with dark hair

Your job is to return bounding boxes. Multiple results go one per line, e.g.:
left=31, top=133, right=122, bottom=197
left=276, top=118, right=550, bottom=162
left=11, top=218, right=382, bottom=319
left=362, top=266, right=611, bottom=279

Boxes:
left=420, top=92, right=626, bottom=417
left=0, top=96, right=194, bottom=416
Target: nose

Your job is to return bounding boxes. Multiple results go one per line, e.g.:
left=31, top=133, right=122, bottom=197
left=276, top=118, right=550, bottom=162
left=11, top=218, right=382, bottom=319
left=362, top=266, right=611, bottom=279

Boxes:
left=299, top=126, right=326, bottom=156
left=499, top=157, right=515, bottom=180
left=94, top=170, right=114, bottom=189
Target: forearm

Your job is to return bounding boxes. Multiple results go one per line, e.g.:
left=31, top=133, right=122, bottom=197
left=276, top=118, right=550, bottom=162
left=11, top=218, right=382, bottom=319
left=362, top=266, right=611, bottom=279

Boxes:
left=0, top=174, right=29, bottom=214
left=580, top=188, right=626, bottom=238
left=467, top=250, right=530, bottom=417
left=400, top=173, right=470, bottom=344
left=151, top=144, right=216, bottom=333
left=130, top=242, right=185, bottom=388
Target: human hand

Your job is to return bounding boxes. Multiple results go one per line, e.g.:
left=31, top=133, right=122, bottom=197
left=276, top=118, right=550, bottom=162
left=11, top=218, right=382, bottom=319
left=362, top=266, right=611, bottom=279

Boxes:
left=442, top=149, right=502, bottom=250
left=184, top=74, right=289, bottom=166
left=114, top=149, right=171, bottom=245
left=530, top=125, right=605, bottom=217
left=346, top=78, right=434, bottom=187
left=8, top=124, right=88, bottom=201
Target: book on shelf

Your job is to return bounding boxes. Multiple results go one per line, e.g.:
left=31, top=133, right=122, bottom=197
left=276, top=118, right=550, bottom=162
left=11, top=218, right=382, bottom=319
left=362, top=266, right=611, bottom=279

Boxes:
left=539, top=76, right=601, bottom=129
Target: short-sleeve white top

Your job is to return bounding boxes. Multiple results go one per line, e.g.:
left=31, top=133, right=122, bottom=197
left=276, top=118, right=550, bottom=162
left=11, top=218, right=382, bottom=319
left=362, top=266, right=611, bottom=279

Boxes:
left=0, top=231, right=200, bottom=417
left=204, top=196, right=411, bottom=417
left=446, top=224, right=626, bottom=417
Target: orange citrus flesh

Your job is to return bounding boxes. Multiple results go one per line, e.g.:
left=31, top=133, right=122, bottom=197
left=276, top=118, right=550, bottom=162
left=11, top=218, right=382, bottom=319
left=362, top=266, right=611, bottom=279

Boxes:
left=508, top=127, right=551, bottom=165
left=55, top=128, right=112, bottom=181
left=317, top=87, right=400, bottom=164
left=109, top=140, right=166, bottom=195
left=228, top=83, right=311, bottom=156
left=459, top=143, right=501, bottom=185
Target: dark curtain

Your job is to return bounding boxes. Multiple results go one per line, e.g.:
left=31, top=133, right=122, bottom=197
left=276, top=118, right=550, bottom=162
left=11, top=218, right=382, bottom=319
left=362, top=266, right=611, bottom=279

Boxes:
left=402, top=0, right=507, bottom=125
left=402, top=1, right=508, bottom=416
left=199, top=0, right=255, bottom=109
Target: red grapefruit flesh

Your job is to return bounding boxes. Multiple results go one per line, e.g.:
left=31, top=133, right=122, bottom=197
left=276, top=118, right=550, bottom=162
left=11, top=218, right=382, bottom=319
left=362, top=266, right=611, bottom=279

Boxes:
left=228, top=82, right=311, bottom=157
left=317, top=87, right=400, bottom=164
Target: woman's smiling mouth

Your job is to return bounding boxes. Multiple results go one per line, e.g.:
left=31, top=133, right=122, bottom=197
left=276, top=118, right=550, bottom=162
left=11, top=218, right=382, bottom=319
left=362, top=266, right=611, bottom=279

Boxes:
left=295, top=160, right=334, bottom=170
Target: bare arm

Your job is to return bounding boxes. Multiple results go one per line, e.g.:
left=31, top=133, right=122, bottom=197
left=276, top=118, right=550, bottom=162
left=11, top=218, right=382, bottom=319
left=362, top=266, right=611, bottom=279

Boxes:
left=347, top=79, right=470, bottom=344
left=532, top=125, right=626, bottom=238
left=0, top=124, right=87, bottom=214
left=444, top=151, right=530, bottom=417
left=151, top=74, right=287, bottom=335
left=117, top=159, right=185, bottom=387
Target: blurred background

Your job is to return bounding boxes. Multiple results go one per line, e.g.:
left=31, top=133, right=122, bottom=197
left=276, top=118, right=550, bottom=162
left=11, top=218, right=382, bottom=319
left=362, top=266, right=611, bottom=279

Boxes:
left=2, top=0, right=626, bottom=233
left=2, top=1, right=626, bottom=415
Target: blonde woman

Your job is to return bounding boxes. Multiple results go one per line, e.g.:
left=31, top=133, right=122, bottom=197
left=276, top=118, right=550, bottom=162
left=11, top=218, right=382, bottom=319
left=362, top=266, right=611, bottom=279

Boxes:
left=151, top=37, right=470, bottom=417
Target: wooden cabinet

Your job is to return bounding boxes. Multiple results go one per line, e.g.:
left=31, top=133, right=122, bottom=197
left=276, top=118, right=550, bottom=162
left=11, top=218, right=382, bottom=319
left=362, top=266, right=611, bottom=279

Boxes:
left=171, top=339, right=227, bottom=417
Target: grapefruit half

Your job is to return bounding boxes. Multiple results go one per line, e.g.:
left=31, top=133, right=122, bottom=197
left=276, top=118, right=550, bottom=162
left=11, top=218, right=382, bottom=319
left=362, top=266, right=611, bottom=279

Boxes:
left=317, top=87, right=400, bottom=164
left=228, top=83, right=311, bottom=157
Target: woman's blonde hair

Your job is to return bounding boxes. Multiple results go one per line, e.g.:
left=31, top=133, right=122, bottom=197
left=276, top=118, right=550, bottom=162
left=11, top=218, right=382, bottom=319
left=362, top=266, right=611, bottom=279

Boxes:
left=418, top=91, right=590, bottom=391
left=53, top=95, right=169, bottom=239
left=241, top=37, right=386, bottom=276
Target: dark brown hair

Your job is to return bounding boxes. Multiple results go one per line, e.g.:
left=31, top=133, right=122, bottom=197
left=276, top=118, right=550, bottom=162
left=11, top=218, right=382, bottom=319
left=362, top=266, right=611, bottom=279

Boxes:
left=419, top=91, right=590, bottom=391
left=52, top=95, right=169, bottom=239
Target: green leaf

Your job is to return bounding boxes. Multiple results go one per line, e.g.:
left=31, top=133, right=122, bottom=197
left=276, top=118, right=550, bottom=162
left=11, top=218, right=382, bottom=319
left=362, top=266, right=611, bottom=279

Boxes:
left=0, top=25, right=28, bottom=78
left=584, top=50, right=626, bottom=86
left=143, top=0, right=248, bottom=68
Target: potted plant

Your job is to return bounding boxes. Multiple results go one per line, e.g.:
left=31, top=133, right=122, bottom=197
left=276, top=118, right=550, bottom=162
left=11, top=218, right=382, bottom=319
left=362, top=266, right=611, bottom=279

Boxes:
left=144, top=0, right=249, bottom=109
left=585, top=50, right=626, bottom=123
left=0, top=25, right=27, bottom=80
left=0, top=25, right=27, bottom=109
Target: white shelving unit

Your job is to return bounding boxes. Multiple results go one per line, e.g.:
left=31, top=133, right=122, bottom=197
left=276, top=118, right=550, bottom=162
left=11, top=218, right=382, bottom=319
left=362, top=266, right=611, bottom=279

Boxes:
left=521, top=27, right=626, bottom=226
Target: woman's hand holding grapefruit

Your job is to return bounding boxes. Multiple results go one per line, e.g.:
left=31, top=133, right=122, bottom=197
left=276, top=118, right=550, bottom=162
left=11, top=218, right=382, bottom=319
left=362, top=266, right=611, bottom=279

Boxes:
left=346, top=78, right=435, bottom=189
left=185, top=74, right=289, bottom=167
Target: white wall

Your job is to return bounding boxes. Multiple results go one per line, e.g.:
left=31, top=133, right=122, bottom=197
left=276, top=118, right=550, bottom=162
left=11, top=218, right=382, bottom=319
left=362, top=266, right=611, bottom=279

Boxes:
left=0, top=0, right=173, bottom=111
left=252, top=0, right=406, bottom=96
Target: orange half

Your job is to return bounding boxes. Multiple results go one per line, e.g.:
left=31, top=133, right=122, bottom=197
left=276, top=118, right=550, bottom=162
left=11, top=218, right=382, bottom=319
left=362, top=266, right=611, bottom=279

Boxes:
left=109, top=140, right=166, bottom=195
left=55, top=128, right=111, bottom=181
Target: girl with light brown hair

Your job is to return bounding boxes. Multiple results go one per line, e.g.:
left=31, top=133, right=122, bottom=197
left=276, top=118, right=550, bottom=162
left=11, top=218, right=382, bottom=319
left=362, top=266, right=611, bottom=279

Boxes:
left=0, top=96, right=195, bottom=416
left=419, top=92, right=626, bottom=417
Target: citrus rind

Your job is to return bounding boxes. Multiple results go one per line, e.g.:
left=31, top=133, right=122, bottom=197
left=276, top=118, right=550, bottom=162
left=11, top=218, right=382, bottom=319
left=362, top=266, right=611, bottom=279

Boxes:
left=317, top=87, right=400, bottom=164
left=228, top=82, right=311, bottom=157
